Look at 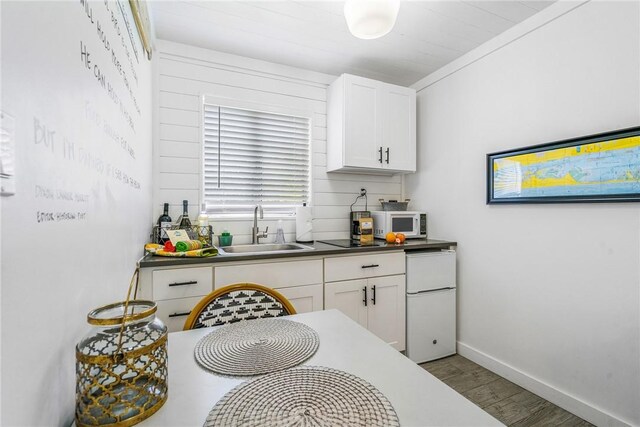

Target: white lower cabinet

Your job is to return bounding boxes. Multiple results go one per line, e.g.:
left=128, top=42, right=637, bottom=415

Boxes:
left=324, top=251, right=404, bottom=282
left=139, top=252, right=407, bottom=341
left=137, top=266, right=214, bottom=332
left=324, top=279, right=368, bottom=328
left=155, top=296, right=203, bottom=333
left=325, top=275, right=405, bottom=351
left=151, top=267, right=212, bottom=300
left=214, top=258, right=324, bottom=315
left=324, top=252, right=406, bottom=351
left=214, top=259, right=323, bottom=288
left=367, top=275, right=406, bottom=351
left=276, top=283, right=323, bottom=314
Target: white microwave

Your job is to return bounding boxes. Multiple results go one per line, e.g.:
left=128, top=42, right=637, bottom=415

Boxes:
left=371, top=211, right=427, bottom=239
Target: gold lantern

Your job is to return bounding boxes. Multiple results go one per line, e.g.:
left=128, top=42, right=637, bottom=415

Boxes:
left=75, top=270, right=168, bottom=426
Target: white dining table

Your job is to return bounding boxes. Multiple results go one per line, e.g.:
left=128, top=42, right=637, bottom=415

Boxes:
left=140, top=309, right=502, bottom=426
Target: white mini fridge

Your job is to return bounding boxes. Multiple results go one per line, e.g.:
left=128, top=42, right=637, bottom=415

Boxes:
left=406, top=250, right=456, bottom=363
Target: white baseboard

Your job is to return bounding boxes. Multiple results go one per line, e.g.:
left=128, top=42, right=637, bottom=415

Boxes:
left=457, top=341, right=633, bottom=427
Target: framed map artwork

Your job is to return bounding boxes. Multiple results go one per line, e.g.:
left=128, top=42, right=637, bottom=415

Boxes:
left=487, top=126, right=640, bottom=204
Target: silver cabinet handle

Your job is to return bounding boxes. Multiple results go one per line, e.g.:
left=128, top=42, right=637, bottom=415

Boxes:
left=378, top=147, right=383, bottom=163
left=385, top=147, right=389, bottom=164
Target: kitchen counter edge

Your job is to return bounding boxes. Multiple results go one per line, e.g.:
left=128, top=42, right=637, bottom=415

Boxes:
left=139, top=239, right=457, bottom=268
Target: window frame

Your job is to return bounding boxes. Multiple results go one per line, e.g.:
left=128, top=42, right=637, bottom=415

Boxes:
left=200, top=95, right=313, bottom=219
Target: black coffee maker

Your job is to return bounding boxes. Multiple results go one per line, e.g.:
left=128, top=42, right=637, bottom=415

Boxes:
left=350, top=210, right=371, bottom=241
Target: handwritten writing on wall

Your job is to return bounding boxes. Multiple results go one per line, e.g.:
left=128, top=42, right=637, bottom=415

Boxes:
left=1, top=0, right=153, bottom=425
left=32, top=0, right=147, bottom=225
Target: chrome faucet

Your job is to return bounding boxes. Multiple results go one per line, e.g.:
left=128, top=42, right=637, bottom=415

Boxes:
left=252, top=205, right=269, bottom=244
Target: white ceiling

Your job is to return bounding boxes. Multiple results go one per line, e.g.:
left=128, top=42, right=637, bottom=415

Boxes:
left=150, top=1, right=555, bottom=86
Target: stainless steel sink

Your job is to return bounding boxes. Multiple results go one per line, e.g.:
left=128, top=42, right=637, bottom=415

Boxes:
left=217, top=242, right=315, bottom=255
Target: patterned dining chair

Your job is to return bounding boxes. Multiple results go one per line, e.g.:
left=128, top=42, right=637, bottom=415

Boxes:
left=183, top=283, right=297, bottom=330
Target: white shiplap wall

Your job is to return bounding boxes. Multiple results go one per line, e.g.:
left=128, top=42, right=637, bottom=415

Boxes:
left=155, top=40, right=402, bottom=244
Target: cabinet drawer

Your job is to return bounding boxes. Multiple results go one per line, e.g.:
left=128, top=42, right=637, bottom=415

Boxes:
left=215, top=259, right=323, bottom=289
left=325, top=252, right=404, bottom=282
left=156, top=296, right=203, bottom=333
left=152, top=267, right=213, bottom=301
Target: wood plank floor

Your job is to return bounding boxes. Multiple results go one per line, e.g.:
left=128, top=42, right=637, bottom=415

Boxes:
left=420, top=355, right=593, bottom=426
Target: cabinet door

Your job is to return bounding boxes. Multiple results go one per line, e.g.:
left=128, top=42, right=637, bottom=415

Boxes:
left=343, top=75, right=382, bottom=169
left=324, top=279, right=368, bottom=328
left=275, top=283, right=323, bottom=314
left=367, top=274, right=406, bottom=351
left=382, top=86, right=416, bottom=172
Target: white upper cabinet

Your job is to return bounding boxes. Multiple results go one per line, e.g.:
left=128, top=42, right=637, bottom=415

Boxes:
left=382, top=87, right=416, bottom=172
left=343, top=76, right=381, bottom=170
left=327, top=74, right=416, bottom=174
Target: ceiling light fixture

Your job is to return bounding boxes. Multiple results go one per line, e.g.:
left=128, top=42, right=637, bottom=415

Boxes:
left=344, top=0, right=400, bottom=40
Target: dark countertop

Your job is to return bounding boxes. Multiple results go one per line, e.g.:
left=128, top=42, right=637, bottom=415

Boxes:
left=139, top=238, right=457, bottom=268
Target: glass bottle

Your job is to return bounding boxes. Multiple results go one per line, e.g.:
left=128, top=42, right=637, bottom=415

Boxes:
left=179, top=200, right=192, bottom=228
left=157, top=203, right=172, bottom=243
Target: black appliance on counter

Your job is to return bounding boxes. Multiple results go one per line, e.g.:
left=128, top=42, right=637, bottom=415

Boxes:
left=318, top=239, right=388, bottom=248
left=350, top=210, right=371, bottom=242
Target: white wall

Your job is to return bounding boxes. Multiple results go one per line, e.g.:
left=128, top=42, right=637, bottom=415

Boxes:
left=407, top=1, right=640, bottom=426
left=154, top=40, right=402, bottom=244
left=1, top=1, right=152, bottom=425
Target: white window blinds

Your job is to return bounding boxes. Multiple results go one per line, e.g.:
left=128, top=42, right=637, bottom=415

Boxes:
left=203, top=103, right=311, bottom=216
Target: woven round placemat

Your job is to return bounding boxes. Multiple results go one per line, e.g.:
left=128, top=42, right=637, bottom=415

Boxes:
left=194, top=318, right=319, bottom=376
left=205, top=366, right=400, bottom=427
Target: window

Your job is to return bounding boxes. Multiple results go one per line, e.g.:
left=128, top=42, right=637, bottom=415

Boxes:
left=203, top=101, right=311, bottom=217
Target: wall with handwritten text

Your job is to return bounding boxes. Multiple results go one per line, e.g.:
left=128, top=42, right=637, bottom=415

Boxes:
left=0, top=1, right=152, bottom=424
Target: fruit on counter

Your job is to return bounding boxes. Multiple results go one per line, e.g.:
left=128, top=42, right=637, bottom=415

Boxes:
left=386, top=232, right=406, bottom=244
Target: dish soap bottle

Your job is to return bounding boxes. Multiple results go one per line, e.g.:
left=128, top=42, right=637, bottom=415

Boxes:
left=219, top=230, right=233, bottom=247
left=197, top=203, right=209, bottom=245
left=275, top=219, right=286, bottom=244
left=197, top=203, right=209, bottom=227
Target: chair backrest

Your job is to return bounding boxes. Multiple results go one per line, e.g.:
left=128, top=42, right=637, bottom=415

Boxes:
left=183, top=283, right=297, bottom=330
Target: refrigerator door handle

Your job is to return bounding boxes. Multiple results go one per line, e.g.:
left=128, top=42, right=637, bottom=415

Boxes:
left=407, top=287, right=455, bottom=295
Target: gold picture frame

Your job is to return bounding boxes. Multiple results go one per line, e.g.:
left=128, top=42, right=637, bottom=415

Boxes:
left=129, top=0, right=153, bottom=60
